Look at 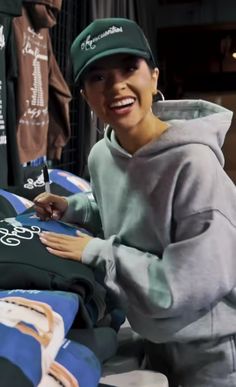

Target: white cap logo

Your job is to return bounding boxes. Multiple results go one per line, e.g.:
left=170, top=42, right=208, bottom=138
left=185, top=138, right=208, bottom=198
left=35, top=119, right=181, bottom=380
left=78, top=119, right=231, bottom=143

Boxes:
left=81, top=26, right=123, bottom=51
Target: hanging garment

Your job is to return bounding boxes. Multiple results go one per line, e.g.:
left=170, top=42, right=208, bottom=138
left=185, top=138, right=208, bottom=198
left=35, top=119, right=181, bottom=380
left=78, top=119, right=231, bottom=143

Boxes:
left=0, top=0, right=22, bottom=187
left=13, top=0, right=71, bottom=164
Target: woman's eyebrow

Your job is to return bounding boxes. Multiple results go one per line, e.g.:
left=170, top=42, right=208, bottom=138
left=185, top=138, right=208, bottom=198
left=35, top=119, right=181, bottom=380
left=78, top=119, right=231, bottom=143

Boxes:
left=122, top=55, right=139, bottom=62
left=86, top=56, right=139, bottom=74
left=87, top=65, right=103, bottom=72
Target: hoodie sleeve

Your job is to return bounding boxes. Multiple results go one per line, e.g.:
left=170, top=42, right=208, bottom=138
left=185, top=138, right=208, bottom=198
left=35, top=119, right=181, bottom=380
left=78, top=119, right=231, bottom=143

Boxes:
left=81, top=148, right=236, bottom=318
left=62, top=191, right=103, bottom=236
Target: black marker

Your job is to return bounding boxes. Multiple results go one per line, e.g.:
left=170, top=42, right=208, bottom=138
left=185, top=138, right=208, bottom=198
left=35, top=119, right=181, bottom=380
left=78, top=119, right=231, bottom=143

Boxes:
left=43, top=164, right=50, bottom=193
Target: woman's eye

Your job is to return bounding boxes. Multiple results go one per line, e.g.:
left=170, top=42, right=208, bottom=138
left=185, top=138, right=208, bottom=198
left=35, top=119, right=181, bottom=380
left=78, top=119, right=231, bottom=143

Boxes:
left=128, top=66, right=135, bottom=72
left=90, top=73, right=105, bottom=82
left=85, top=73, right=105, bottom=84
left=125, top=63, right=138, bottom=73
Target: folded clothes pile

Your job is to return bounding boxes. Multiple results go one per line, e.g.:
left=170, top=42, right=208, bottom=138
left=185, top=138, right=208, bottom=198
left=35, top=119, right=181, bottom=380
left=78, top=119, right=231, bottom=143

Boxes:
left=0, top=290, right=101, bottom=386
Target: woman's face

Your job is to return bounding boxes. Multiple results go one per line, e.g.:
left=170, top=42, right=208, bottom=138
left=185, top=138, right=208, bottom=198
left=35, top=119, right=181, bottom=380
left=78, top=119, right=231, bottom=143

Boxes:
left=82, top=54, right=158, bottom=133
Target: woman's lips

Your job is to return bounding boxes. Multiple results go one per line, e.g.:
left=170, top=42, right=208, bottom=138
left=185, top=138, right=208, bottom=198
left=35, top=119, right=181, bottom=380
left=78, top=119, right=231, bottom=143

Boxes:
left=109, top=97, right=136, bottom=115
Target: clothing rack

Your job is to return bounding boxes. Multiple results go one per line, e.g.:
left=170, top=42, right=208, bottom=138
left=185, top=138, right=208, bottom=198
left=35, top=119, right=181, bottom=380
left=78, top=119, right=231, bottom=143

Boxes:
left=50, top=0, right=80, bottom=175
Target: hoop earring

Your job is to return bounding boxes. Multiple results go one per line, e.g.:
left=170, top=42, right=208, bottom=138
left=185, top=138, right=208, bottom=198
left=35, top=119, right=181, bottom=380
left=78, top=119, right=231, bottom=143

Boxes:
left=90, top=110, right=108, bottom=134
left=153, top=89, right=165, bottom=103
left=156, top=90, right=165, bottom=101
left=90, top=109, right=96, bottom=127
left=153, top=90, right=165, bottom=103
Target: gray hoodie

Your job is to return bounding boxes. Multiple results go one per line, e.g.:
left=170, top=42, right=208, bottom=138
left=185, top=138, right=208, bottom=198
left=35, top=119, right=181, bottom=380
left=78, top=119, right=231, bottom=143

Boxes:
left=64, top=99, right=236, bottom=343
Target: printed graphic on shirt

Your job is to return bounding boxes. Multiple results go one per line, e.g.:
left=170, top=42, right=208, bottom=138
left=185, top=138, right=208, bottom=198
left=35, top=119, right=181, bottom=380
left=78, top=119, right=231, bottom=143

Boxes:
left=41, top=360, right=79, bottom=387
left=21, top=27, right=49, bottom=127
left=0, top=81, right=6, bottom=145
left=24, top=170, right=46, bottom=190
left=0, top=219, right=40, bottom=246
left=0, top=290, right=78, bottom=382
left=0, top=296, right=61, bottom=347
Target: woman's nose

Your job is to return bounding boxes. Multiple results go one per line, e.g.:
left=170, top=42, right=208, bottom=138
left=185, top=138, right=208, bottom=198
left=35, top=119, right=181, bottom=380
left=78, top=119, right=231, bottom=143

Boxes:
left=107, top=71, right=126, bottom=91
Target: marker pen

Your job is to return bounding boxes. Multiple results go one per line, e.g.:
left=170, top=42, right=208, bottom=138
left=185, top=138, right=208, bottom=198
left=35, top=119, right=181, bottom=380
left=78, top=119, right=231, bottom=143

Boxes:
left=43, top=164, right=50, bottom=193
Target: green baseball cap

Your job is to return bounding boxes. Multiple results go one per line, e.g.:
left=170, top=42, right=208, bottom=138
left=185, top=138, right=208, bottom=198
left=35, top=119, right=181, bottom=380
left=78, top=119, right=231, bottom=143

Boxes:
left=70, top=17, right=156, bottom=84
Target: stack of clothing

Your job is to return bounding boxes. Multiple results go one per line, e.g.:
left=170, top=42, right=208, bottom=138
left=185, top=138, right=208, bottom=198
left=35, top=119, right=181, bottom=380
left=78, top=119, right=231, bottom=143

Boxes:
left=0, top=289, right=101, bottom=386
left=0, top=170, right=125, bottom=386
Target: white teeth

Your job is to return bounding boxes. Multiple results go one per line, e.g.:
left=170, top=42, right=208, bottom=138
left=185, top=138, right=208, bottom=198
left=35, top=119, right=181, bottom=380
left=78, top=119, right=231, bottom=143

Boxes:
left=110, top=98, right=135, bottom=108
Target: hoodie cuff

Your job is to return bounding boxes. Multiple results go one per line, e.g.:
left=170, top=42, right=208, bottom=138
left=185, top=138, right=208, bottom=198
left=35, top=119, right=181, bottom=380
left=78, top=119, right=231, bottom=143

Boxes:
left=61, top=194, right=87, bottom=224
left=82, top=238, right=106, bottom=266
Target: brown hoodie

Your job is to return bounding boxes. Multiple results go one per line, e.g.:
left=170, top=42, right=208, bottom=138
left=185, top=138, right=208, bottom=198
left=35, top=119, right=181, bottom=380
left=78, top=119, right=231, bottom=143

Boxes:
left=13, top=0, right=71, bottom=163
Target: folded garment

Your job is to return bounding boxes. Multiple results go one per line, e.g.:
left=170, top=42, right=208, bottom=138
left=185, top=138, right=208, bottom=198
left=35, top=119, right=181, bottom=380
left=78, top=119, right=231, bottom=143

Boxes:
left=0, top=218, right=95, bottom=304
left=16, top=212, right=81, bottom=236
left=7, top=167, right=91, bottom=200
left=0, top=215, right=111, bottom=328
left=67, top=327, right=118, bottom=363
left=0, top=189, right=33, bottom=219
left=15, top=211, right=92, bottom=236
left=39, top=339, right=101, bottom=387
left=0, top=290, right=79, bottom=386
left=48, top=169, right=91, bottom=194
left=0, top=357, right=33, bottom=387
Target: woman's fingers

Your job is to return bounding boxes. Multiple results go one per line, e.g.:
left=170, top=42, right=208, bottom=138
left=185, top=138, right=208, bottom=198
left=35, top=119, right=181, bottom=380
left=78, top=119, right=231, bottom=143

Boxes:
left=34, top=203, right=52, bottom=220
left=33, top=193, right=68, bottom=221
left=38, top=232, right=93, bottom=261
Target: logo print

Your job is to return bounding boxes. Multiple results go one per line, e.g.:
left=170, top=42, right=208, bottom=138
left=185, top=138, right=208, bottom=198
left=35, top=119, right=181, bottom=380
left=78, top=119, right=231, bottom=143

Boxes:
left=81, top=26, right=123, bottom=51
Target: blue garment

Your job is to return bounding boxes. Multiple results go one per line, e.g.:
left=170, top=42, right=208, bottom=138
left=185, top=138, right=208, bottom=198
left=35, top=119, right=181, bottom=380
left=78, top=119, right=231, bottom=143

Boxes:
left=0, top=290, right=78, bottom=385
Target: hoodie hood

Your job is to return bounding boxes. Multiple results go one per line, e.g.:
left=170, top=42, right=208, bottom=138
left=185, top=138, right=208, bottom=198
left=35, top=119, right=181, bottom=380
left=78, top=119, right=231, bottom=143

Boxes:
left=0, top=0, right=22, bottom=16
left=23, top=0, right=62, bottom=29
left=105, top=99, right=233, bottom=166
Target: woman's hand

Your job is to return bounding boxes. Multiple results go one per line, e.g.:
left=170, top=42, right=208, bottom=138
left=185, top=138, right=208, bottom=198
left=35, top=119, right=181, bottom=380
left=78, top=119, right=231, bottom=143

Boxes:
left=34, top=193, right=68, bottom=221
left=39, top=231, right=93, bottom=261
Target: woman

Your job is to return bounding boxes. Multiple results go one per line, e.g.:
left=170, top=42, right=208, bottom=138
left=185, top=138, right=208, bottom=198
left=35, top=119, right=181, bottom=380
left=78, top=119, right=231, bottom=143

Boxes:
left=34, top=18, right=236, bottom=386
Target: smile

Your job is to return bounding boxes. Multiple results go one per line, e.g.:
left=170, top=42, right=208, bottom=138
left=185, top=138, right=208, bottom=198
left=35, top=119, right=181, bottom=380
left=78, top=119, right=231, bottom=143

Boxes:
left=109, top=97, right=135, bottom=109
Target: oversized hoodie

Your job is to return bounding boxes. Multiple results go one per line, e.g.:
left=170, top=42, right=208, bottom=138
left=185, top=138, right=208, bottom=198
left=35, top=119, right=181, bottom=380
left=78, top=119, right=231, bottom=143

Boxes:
left=13, top=0, right=71, bottom=163
left=63, top=99, right=236, bottom=343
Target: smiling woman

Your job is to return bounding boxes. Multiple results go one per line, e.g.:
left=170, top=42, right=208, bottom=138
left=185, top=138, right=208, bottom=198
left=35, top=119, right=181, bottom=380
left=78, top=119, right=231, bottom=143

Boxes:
left=33, top=17, right=236, bottom=387
left=70, top=18, right=167, bottom=154
left=80, top=54, right=166, bottom=154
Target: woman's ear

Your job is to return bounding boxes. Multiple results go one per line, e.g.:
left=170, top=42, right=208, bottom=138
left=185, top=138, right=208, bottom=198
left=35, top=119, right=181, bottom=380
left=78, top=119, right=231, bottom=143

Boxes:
left=80, top=88, right=86, bottom=100
left=80, top=88, right=90, bottom=104
left=80, top=88, right=92, bottom=109
left=151, top=67, right=159, bottom=95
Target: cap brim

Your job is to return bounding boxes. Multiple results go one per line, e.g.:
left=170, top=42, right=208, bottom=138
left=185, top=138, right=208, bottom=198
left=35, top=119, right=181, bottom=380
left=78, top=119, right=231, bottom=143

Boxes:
left=75, top=48, right=152, bottom=84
